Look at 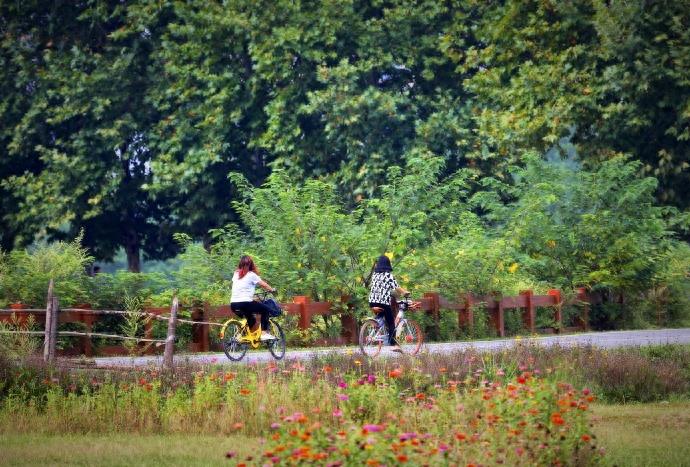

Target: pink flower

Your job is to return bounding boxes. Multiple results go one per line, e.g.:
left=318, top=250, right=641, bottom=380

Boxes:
left=399, top=432, right=417, bottom=441
left=270, top=422, right=281, bottom=429
left=332, top=409, right=343, bottom=418
left=337, top=393, right=349, bottom=401
left=438, top=443, right=449, bottom=452
left=363, top=424, right=383, bottom=433
left=367, top=374, right=376, bottom=384
left=337, top=380, right=347, bottom=389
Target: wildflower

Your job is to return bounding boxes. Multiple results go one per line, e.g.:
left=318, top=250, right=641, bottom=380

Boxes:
left=396, top=454, right=409, bottom=462
left=270, top=422, right=281, bottom=430
left=354, top=360, right=362, bottom=366
left=362, top=424, right=384, bottom=433
left=367, top=374, right=376, bottom=384
left=233, top=422, right=244, bottom=430
left=581, top=434, right=591, bottom=442
left=337, top=379, right=347, bottom=389
left=323, top=365, right=333, bottom=373
left=389, top=368, right=403, bottom=378
left=399, top=432, right=417, bottom=441
left=455, top=432, right=467, bottom=441
left=332, top=409, right=343, bottom=418
left=438, top=443, right=449, bottom=452
left=550, top=413, right=565, bottom=426
left=225, top=451, right=236, bottom=458
left=239, top=388, right=251, bottom=395
left=337, top=393, right=349, bottom=401
left=515, top=447, right=524, bottom=456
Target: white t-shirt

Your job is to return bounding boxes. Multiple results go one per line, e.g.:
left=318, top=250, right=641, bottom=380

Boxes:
left=231, top=271, right=261, bottom=303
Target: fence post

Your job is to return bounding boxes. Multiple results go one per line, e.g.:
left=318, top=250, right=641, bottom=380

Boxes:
left=520, top=290, right=536, bottom=334
left=339, top=295, right=358, bottom=345
left=459, top=294, right=474, bottom=334
left=423, top=292, right=440, bottom=340
left=487, top=295, right=505, bottom=338
left=49, top=293, right=59, bottom=362
left=163, top=296, right=179, bottom=370
left=293, top=296, right=311, bottom=330
left=43, top=280, right=54, bottom=363
left=575, top=287, right=590, bottom=331
left=548, top=289, right=562, bottom=333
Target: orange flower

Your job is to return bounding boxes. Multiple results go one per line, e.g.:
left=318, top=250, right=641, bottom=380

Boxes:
left=223, top=372, right=236, bottom=382
left=388, top=368, right=403, bottom=378
left=239, top=388, right=251, bottom=395
left=439, top=367, right=447, bottom=373
left=455, top=432, right=467, bottom=441
left=232, top=422, right=243, bottom=430
left=323, top=365, right=333, bottom=373
left=366, top=459, right=381, bottom=466
left=415, top=393, right=426, bottom=400
left=396, top=454, right=409, bottom=462
left=581, top=434, right=591, bottom=442
left=550, top=413, right=565, bottom=426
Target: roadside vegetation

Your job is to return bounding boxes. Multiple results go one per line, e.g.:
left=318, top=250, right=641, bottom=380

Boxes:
left=1, top=344, right=688, bottom=465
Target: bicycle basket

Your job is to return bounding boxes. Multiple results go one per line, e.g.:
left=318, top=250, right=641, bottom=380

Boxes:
left=263, top=298, right=283, bottom=317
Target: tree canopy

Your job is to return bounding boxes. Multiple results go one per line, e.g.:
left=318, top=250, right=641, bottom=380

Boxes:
left=1, top=0, right=689, bottom=271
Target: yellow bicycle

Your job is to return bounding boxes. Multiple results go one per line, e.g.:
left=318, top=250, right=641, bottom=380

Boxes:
left=219, top=295, right=286, bottom=361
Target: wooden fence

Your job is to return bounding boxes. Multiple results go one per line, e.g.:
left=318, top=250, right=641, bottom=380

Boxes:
left=1, top=284, right=597, bottom=357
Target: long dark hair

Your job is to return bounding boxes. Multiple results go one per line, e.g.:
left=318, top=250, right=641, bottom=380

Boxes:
left=373, top=255, right=393, bottom=273
left=236, top=255, right=258, bottom=279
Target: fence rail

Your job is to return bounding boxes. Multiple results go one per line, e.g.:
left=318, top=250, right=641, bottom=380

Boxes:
left=1, top=282, right=599, bottom=359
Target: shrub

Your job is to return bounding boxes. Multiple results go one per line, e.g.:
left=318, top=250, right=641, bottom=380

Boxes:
left=0, top=235, right=92, bottom=307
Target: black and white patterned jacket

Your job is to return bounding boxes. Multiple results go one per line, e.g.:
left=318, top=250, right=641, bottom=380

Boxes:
left=368, top=272, right=399, bottom=305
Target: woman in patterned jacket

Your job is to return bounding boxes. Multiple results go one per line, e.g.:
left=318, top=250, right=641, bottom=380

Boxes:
left=368, top=255, right=408, bottom=351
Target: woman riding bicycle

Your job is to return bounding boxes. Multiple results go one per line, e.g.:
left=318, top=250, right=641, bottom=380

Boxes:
left=230, top=255, right=276, bottom=341
left=368, top=255, right=408, bottom=352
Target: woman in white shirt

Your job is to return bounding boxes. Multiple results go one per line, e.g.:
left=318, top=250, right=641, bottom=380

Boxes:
left=231, top=255, right=276, bottom=341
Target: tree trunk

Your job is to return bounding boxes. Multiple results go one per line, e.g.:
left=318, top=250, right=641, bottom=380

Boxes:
left=125, top=238, right=141, bottom=273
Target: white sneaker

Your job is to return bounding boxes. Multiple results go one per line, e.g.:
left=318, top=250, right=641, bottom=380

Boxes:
left=260, top=332, right=276, bottom=341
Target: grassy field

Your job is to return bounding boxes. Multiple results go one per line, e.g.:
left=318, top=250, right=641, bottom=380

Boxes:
left=1, top=403, right=688, bottom=466
left=0, top=433, right=248, bottom=466
left=591, top=403, right=690, bottom=467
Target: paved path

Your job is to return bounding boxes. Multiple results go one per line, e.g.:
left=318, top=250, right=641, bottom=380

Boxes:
left=93, top=328, right=690, bottom=368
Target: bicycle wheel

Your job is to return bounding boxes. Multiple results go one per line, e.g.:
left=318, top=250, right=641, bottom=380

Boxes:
left=266, top=320, right=286, bottom=360
left=359, top=319, right=383, bottom=357
left=396, top=318, right=423, bottom=355
left=221, top=320, right=248, bottom=361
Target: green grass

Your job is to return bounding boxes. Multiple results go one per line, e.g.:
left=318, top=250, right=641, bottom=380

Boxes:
left=0, top=433, right=253, bottom=466
left=592, top=402, right=690, bottom=467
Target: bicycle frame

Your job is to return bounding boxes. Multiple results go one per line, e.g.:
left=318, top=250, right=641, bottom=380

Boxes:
left=220, top=318, right=263, bottom=349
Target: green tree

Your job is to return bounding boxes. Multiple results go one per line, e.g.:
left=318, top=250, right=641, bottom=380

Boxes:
left=1, top=1, right=176, bottom=271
